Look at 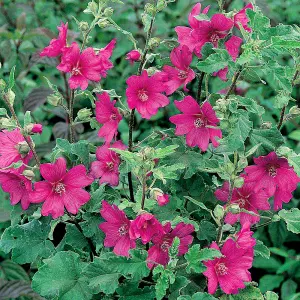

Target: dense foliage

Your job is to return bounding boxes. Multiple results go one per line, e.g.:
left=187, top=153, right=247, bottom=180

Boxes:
left=0, top=0, right=300, bottom=299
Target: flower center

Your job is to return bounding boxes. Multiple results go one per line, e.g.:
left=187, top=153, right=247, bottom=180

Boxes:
left=118, top=224, right=128, bottom=236
left=210, top=33, right=219, bottom=43
left=19, top=180, right=25, bottom=188
left=106, top=162, right=114, bottom=171
left=110, top=114, right=117, bottom=120
left=178, top=70, right=188, bottom=80
left=71, top=64, right=81, bottom=75
left=194, top=117, right=205, bottom=128
left=53, top=182, right=66, bottom=195
left=266, top=164, right=279, bottom=177
left=138, top=89, right=149, bottom=102
left=215, top=262, right=228, bottom=276
left=160, top=237, right=172, bottom=252
left=237, top=198, right=246, bottom=208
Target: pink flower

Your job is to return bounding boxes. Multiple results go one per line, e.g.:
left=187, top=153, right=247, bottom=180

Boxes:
left=40, top=22, right=68, bottom=57
left=234, top=4, right=254, bottom=33
left=57, top=40, right=115, bottom=90
left=126, top=50, right=141, bottom=64
left=169, top=96, right=222, bottom=151
left=0, top=170, right=32, bottom=210
left=175, top=3, right=210, bottom=56
left=244, top=152, right=300, bottom=210
left=203, top=238, right=254, bottom=294
left=95, top=92, right=122, bottom=143
left=0, top=129, right=32, bottom=168
left=129, top=213, right=163, bottom=244
left=235, top=222, right=256, bottom=256
left=126, top=70, right=169, bottom=119
left=157, top=194, right=170, bottom=206
left=147, top=222, right=194, bottom=269
left=162, top=45, right=196, bottom=95
left=215, top=178, right=270, bottom=225
left=90, top=141, right=126, bottom=187
left=31, top=124, right=43, bottom=134
left=176, top=12, right=233, bottom=57
left=30, top=157, right=93, bottom=219
left=99, top=200, right=136, bottom=257
left=214, top=36, right=243, bottom=81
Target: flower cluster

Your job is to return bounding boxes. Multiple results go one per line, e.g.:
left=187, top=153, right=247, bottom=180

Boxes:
left=99, top=201, right=194, bottom=268
left=40, top=22, right=116, bottom=90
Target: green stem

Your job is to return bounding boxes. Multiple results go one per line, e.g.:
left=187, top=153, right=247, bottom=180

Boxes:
left=68, top=90, right=75, bottom=143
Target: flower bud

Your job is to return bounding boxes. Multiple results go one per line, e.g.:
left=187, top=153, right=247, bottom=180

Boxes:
left=144, top=3, right=156, bottom=15
left=104, top=7, right=114, bottom=17
left=148, top=37, right=161, bottom=49
left=234, top=176, right=244, bottom=188
left=77, top=108, right=92, bottom=121
left=151, top=188, right=170, bottom=206
left=22, top=169, right=35, bottom=180
left=289, top=105, right=300, bottom=115
left=47, top=94, right=61, bottom=106
left=98, top=19, right=110, bottom=28
left=4, top=89, right=15, bottom=105
left=87, top=1, right=98, bottom=15
left=214, top=204, right=225, bottom=219
left=16, top=141, right=30, bottom=157
left=79, top=21, right=89, bottom=32
left=25, top=123, right=43, bottom=135
left=0, top=79, right=6, bottom=91
left=228, top=204, right=240, bottom=214
left=126, top=50, right=141, bottom=65
left=260, top=122, right=272, bottom=129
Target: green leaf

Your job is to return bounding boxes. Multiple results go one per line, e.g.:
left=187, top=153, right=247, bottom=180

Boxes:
left=281, top=279, right=297, bottom=300
left=192, top=292, right=218, bottom=300
left=288, top=130, right=300, bottom=141
left=197, top=221, right=217, bottom=243
left=8, top=66, right=16, bottom=89
left=32, top=252, right=91, bottom=299
left=0, top=219, right=55, bottom=264
left=0, top=108, right=7, bottom=116
left=153, top=163, right=186, bottom=183
left=271, top=36, right=300, bottom=48
left=248, top=9, right=270, bottom=33
left=259, top=275, right=284, bottom=293
left=154, top=267, right=175, bottom=300
left=221, top=286, right=264, bottom=300
left=264, top=291, right=279, bottom=300
left=249, top=127, right=284, bottom=155
left=254, top=240, right=270, bottom=259
left=197, top=49, right=232, bottom=74
left=236, top=96, right=265, bottom=115
left=278, top=208, right=300, bottom=234
left=0, top=260, right=29, bottom=281
left=154, top=145, right=179, bottom=158
left=23, top=111, right=32, bottom=127
left=116, top=282, right=155, bottom=300
left=274, top=90, right=292, bottom=109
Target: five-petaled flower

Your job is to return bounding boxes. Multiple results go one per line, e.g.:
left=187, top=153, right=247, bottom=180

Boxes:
left=244, top=152, right=300, bottom=210
left=99, top=200, right=136, bottom=257
left=30, top=157, right=93, bottom=219
left=95, top=92, right=122, bottom=143
left=90, top=140, right=126, bottom=187
left=126, top=70, right=169, bottom=119
left=169, top=96, right=222, bottom=151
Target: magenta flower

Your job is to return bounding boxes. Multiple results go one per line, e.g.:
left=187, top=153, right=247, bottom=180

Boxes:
left=169, top=96, right=222, bottom=151
left=244, top=152, right=300, bottom=210
left=157, top=194, right=170, bottom=206
left=95, top=92, right=122, bottom=143
left=147, top=222, right=194, bottom=269
left=215, top=178, right=270, bottom=225
left=176, top=12, right=233, bottom=57
left=129, top=213, right=164, bottom=244
left=31, top=124, right=43, bottom=134
left=57, top=40, right=115, bottom=90
left=30, top=157, right=93, bottom=219
left=214, top=36, right=243, bottom=81
left=0, top=129, right=32, bottom=168
left=0, top=170, right=32, bottom=210
left=162, top=45, right=196, bottom=95
left=40, top=22, right=68, bottom=57
left=203, top=238, right=254, bottom=294
left=234, top=3, right=254, bottom=33
left=99, top=200, right=136, bottom=257
left=175, top=3, right=210, bottom=56
left=126, top=70, right=169, bottom=119
left=235, top=222, right=256, bottom=257
left=126, top=50, right=141, bottom=64
left=90, top=141, right=126, bottom=187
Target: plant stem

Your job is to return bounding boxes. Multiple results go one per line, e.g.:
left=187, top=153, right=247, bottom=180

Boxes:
left=68, top=90, right=75, bottom=143
left=196, top=72, right=205, bottom=103
left=224, top=67, right=243, bottom=100
left=2, top=95, right=40, bottom=166
left=141, top=176, right=147, bottom=210
left=127, top=0, right=158, bottom=203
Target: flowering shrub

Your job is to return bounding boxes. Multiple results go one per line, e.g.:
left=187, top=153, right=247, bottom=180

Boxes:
left=0, top=0, right=300, bottom=299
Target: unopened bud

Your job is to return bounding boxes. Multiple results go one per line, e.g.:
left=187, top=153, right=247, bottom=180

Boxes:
left=0, top=79, right=6, bottom=91
left=289, top=105, right=300, bottom=115
left=87, top=2, right=98, bottom=15
left=77, top=108, right=92, bottom=121
left=25, top=123, right=43, bottom=135
left=16, top=141, right=30, bottom=157
left=22, top=169, right=35, bottom=180
left=148, top=37, right=160, bottom=49
left=234, top=177, right=244, bottom=188
left=214, top=204, right=225, bottom=219
left=79, top=21, right=89, bottom=32
left=150, top=188, right=164, bottom=199
left=261, top=121, right=272, bottom=129
left=228, top=204, right=240, bottom=214
left=97, top=19, right=110, bottom=28
left=104, top=7, right=114, bottom=17
left=47, top=94, right=61, bottom=106
left=5, top=89, right=15, bottom=105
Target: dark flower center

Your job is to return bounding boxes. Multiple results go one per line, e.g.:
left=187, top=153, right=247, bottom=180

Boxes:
left=194, top=117, right=205, bottom=128
left=266, top=164, right=279, bottom=177
left=106, top=161, right=114, bottom=171
left=53, top=182, right=66, bottom=195
left=110, top=114, right=117, bottom=120
left=237, top=198, right=246, bottom=208
left=138, top=89, right=149, bottom=102
left=215, top=262, right=228, bottom=276
left=19, top=180, right=25, bottom=188
left=160, top=237, right=173, bottom=252
left=118, top=224, right=128, bottom=236
left=210, top=33, right=219, bottom=44
left=178, top=70, right=188, bottom=80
